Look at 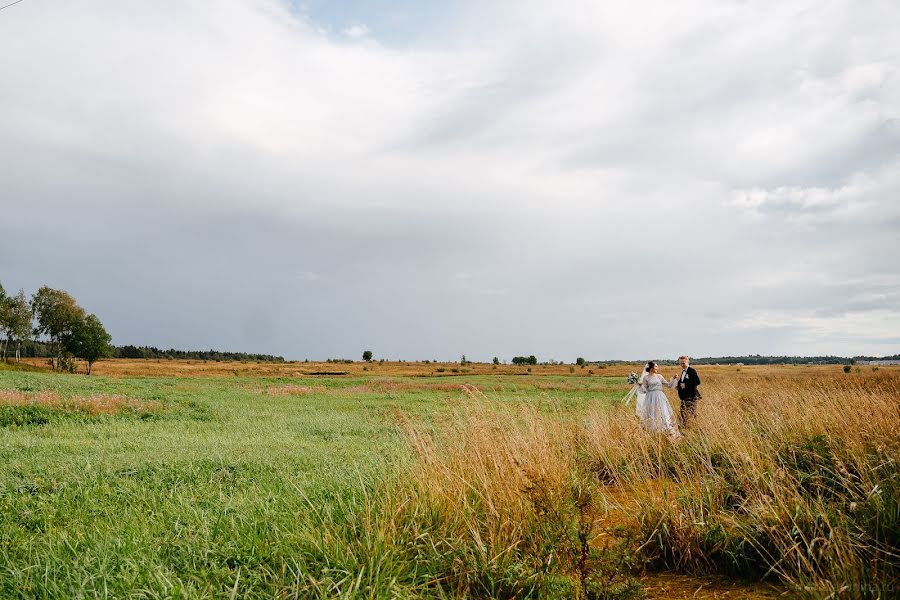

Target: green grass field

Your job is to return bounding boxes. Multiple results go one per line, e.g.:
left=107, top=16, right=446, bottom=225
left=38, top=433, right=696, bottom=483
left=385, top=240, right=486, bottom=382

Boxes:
left=0, top=369, right=625, bottom=598
left=2, top=365, right=896, bottom=599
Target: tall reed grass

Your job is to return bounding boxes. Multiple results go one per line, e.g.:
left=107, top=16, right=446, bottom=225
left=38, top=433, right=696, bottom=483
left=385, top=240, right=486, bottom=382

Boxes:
left=360, top=370, right=899, bottom=598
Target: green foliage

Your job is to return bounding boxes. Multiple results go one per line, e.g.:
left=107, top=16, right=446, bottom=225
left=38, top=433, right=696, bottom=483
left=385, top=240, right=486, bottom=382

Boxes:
left=512, top=355, right=538, bottom=365
left=68, top=313, right=112, bottom=374
left=58, top=352, right=77, bottom=373
left=576, top=357, right=586, bottom=366
left=0, top=285, right=31, bottom=361
left=0, top=404, right=52, bottom=426
left=30, top=286, right=86, bottom=370
left=362, top=350, right=373, bottom=362
left=492, top=356, right=500, bottom=365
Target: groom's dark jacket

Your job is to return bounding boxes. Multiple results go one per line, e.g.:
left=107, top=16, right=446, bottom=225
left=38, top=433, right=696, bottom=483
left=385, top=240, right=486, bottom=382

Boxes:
left=677, top=367, right=701, bottom=400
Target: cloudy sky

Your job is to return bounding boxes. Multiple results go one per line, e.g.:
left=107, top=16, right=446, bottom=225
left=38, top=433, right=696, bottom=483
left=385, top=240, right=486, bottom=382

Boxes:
left=1, top=0, right=898, bottom=361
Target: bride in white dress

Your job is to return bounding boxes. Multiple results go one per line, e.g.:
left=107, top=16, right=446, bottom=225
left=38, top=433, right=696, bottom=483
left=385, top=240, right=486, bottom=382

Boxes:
left=636, top=361, right=681, bottom=438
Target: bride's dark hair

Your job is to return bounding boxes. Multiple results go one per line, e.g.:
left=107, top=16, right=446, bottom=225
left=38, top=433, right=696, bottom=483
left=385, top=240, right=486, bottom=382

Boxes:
left=645, top=361, right=656, bottom=372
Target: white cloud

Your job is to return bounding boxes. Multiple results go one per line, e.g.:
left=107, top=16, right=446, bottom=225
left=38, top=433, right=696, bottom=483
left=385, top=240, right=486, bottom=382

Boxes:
left=726, top=160, right=900, bottom=232
left=342, top=24, right=369, bottom=39
left=726, top=309, right=900, bottom=350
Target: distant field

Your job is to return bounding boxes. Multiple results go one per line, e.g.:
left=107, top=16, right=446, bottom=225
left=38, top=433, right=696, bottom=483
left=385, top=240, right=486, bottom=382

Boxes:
left=1, top=360, right=896, bottom=598
left=18, top=356, right=868, bottom=379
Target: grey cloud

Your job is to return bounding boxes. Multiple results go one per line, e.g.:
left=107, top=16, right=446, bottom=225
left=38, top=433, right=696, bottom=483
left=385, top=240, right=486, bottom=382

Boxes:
left=1, top=0, right=898, bottom=360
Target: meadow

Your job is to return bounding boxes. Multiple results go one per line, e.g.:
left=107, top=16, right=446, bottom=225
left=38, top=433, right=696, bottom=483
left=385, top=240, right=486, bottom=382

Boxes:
left=0, top=360, right=896, bottom=598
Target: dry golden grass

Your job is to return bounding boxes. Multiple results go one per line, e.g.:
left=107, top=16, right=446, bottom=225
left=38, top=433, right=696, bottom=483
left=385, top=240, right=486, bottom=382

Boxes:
left=0, top=389, right=163, bottom=415
left=385, top=367, right=899, bottom=598
left=20, top=356, right=891, bottom=381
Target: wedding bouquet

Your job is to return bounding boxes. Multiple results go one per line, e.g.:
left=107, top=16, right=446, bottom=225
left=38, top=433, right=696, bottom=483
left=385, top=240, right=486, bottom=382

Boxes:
left=623, top=371, right=644, bottom=408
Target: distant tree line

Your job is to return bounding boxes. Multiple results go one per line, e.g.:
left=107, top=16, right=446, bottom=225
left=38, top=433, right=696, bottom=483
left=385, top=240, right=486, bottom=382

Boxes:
left=13, top=341, right=285, bottom=363
left=590, top=355, right=900, bottom=366
left=511, top=355, right=538, bottom=365
left=0, top=283, right=112, bottom=374
left=689, top=355, right=865, bottom=365
left=851, top=354, right=900, bottom=361
left=115, top=345, right=284, bottom=362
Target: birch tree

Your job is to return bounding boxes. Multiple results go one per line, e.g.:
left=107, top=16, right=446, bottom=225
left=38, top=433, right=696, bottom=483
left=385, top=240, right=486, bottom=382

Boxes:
left=31, top=287, right=85, bottom=370
left=5, top=290, right=32, bottom=362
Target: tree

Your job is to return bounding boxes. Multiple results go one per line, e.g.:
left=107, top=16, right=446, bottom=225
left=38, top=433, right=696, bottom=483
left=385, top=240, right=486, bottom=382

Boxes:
left=460, top=354, right=467, bottom=366
left=0, top=282, right=7, bottom=359
left=69, top=314, right=112, bottom=375
left=362, top=350, right=373, bottom=362
left=4, top=290, right=32, bottom=362
left=576, top=357, right=586, bottom=367
left=31, top=287, right=86, bottom=370
left=492, top=356, right=500, bottom=365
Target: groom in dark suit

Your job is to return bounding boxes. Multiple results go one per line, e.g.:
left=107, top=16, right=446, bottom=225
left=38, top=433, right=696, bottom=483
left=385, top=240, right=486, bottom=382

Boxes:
left=677, top=355, right=701, bottom=428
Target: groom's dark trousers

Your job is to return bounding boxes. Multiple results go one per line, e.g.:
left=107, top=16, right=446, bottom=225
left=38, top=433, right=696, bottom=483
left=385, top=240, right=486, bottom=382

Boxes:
left=677, top=366, right=701, bottom=427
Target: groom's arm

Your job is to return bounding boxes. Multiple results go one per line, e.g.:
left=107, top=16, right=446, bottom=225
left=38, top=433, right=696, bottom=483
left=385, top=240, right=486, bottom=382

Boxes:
left=692, top=368, right=701, bottom=386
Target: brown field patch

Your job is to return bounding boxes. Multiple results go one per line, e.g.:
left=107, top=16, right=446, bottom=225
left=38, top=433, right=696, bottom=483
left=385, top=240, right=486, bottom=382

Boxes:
left=0, top=390, right=164, bottom=416
left=17, top=357, right=897, bottom=383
